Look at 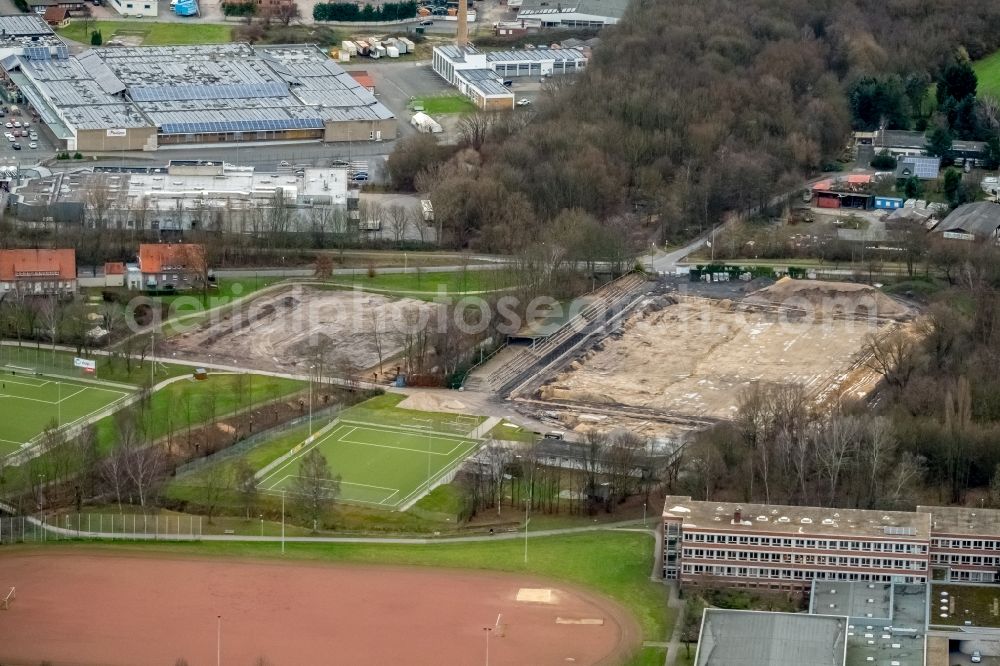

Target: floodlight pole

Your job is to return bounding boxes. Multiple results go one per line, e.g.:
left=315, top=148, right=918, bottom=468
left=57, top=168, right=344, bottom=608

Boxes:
left=57, top=380, right=61, bottom=428
left=281, top=490, right=285, bottom=555
left=217, top=615, right=221, bottom=666
left=308, top=365, right=314, bottom=437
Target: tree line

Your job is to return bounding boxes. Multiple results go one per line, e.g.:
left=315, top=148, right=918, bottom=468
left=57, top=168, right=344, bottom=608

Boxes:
left=313, top=1, right=417, bottom=22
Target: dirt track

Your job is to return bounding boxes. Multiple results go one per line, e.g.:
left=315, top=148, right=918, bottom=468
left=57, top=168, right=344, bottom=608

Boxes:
left=161, top=285, right=443, bottom=375
left=0, top=550, right=639, bottom=666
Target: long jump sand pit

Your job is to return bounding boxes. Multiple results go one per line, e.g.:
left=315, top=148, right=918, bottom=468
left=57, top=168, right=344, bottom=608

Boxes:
left=162, top=285, right=443, bottom=374
left=540, top=281, right=909, bottom=420
left=0, top=550, right=638, bottom=665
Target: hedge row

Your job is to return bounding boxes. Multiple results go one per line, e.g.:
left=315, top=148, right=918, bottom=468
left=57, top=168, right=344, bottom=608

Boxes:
left=313, top=1, right=417, bottom=22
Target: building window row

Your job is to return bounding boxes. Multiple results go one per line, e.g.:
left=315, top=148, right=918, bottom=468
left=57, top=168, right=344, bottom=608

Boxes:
left=932, top=537, right=1000, bottom=551
left=682, top=548, right=926, bottom=571
left=931, top=552, right=1000, bottom=567
left=683, top=531, right=926, bottom=554
left=681, top=564, right=924, bottom=584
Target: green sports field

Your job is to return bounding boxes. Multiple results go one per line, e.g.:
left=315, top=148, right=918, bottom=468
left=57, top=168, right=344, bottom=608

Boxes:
left=258, top=419, right=481, bottom=509
left=0, top=370, right=132, bottom=456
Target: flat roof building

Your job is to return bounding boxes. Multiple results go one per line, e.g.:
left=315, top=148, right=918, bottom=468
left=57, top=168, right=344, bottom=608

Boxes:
left=2, top=43, right=395, bottom=152
left=432, top=44, right=587, bottom=109
left=662, top=496, right=931, bottom=591
left=515, top=0, right=626, bottom=27
left=10, top=160, right=357, bottom=232
left=695, top=609, right=848, bottom=666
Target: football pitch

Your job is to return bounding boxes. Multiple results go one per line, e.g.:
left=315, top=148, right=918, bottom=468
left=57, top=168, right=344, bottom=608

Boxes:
left=258, top=420, right=481, bottom=509
left=0, top=370, right=132, bottom=456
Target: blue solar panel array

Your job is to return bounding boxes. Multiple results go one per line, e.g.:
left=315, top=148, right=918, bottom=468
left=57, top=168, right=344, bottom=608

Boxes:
left=130, top=82, right=289, bottom=103
left=22, top=45, right=49, bottom=61
left=160, top=117, right=324, bottom=134
left=54, top=45, right=69, bottom=60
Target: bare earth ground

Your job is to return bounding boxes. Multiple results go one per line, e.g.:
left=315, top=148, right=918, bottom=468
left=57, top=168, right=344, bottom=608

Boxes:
left=161, top=285, right=443, bottom=375
left=0, top=550, right=638, bottom=666
left=540, top=293, right=891, bottom=420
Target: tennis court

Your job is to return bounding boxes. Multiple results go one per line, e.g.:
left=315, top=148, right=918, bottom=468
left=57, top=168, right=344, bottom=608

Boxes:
left=0, top=370, right=131, bottom=456
left=257, top=420, right=481, bottom=509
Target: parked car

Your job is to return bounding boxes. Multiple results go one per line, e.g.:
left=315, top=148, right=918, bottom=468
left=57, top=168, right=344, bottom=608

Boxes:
left=516, top=98, right=531, bottom=106
left=972, top=650, right=982, bottom=663
left=28, top=142, right=36, bottom=149
left=13, top=121, right=21, bottom=128
left=351, top=172, right=369, bottom=182
left=12, top=143, right=21, bottom=150
left=279, top=160, right=290, bottom=167
left=4, top=122, right=11, bottom=129
left=419, top=18, right=434, bottom=25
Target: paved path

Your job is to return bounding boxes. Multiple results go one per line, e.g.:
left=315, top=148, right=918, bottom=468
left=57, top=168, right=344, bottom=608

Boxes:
left=664, top=581, right=686, bottom=666
left=1, top=508, right=653, bottom=544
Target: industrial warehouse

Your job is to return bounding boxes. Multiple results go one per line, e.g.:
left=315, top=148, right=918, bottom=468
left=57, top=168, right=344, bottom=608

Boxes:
left=0, top=43, right=396, bottom=152
left=10, top=160, right=358, bottom=231
left=432, top=44, right=588, bottom=109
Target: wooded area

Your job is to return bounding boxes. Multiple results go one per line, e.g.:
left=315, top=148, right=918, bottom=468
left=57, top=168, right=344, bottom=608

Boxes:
left=403, top=0, right=1000, bottom=254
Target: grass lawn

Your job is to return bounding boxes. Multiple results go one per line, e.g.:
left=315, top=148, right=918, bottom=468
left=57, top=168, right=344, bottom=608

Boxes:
left=155, top=277, right=286, bottom=311
left=93, top=373, right=305, bottom=453
left=30, top=530, right=671, bottom=665
left=0, top=372, right=132, bottom=456
left=57, top=20, right=233, bottom=46
left=257, top=419, right=480, bottom=508
left=487, top=419, right=537, bottom=442
left=0, top=344, right=193, bottom=386
left=327, top=268, right=516, bottom=297
left=975, top=49, right=1000, bottom=100
left=413, top=94, right=477, bottom=115
left=931, top=583, right=1000, bottom=627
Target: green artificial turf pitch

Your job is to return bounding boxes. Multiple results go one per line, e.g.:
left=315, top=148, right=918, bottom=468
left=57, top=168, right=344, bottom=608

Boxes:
left=0, top=370, right=131, bottom=455
left=257, top=420, right=481, bottom=509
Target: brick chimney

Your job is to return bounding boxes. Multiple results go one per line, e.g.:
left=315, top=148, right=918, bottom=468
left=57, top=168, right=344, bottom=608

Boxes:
left=733, top=509, right=742, bottom=524
left=456, top=0, right=468, bottom=48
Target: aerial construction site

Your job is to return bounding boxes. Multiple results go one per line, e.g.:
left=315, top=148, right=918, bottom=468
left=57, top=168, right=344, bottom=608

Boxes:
left=472, top=277, right=915, bottom=443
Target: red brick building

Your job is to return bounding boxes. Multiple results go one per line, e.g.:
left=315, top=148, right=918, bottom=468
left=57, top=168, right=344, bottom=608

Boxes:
left=0, top=248, right=76, bottom=297
left=137, top=243, right=206, bottom=291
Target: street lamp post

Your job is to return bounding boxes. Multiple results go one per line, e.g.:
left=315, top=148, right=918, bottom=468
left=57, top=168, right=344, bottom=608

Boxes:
left=483, top=626, right=492, bottom=666
left=281, top=490, right=285, bottom=555
left=259, top=513, right=263, bottom=537
left=217, top=615, right=222, bottom=666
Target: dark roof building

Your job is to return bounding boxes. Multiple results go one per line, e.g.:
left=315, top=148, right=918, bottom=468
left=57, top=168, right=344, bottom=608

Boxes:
left=695, top=610, right=847, bottom=666
left=935, top=201, right=1000, bottom=241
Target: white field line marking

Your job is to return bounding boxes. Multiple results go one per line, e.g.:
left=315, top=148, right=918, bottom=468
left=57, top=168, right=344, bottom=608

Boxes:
left=0, top=377, right=51, bottom=389
left=392, top=441, right=481, bottom=508
left=55, top=387, right=87, bottom=403
left=262, top=474, right=398, bottom=504
left=256, top=424, right=353, bottom=489
left=338, top=418, right=482, bottom=441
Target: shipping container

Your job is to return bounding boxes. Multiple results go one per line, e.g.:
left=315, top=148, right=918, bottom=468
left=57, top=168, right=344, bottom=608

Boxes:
left=355, top=40, right=370, bottom=55
left=874, top=196, right=904, bottom=210
left=341, top=40, right=357, bottom=56
left=387, top=46, right=399, bottom=58
left=400, top=37, right=415, bottom=51
left=816, top=197, right=841, bottom=209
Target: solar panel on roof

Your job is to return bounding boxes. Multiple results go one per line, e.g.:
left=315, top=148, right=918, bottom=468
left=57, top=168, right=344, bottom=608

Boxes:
left=23, top=46, right=49, bottom=61
left=159, top=117, right=324, bottom=134
left=54, top=45, right=69, bottom=60
left=130, top=82, right=289, bottom=103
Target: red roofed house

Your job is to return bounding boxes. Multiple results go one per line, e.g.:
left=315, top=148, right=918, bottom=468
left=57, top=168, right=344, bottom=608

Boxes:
left=137, top=243, right=207, bottom=291
left=103, top=262, right=126, bottom=288
left=0, top=249, right=76, bottom=297
left=349, top=71, right=375, bottom=94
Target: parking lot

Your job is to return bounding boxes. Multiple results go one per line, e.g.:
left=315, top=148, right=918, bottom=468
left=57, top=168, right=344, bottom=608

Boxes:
left=0, top=108, right=57, bottom=166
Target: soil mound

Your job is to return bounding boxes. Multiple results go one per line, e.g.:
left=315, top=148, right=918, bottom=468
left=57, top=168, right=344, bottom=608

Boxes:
left=743, top=277, right=911, bottom=319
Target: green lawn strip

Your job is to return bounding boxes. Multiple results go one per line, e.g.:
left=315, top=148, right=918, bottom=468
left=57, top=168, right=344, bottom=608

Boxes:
left=0, top=375, right=131, bottom=455
left=975, top=50, right=1000, bottom=99
left=36, top=530, right=670, bottom=659
left=154, top=277, right=287, bottom=312
left=326, top=269, right=515, bottom=296
left=412, top=483, right=463, bottom=515
left=58, top=21, right=233, bottom=46
left=413, top=95, right=477, bottom=115
left=486, top=420, right=537, bottom=442
left=93, top=374, right=306, bottom=453
left=0, top=344, right=190, bottom=385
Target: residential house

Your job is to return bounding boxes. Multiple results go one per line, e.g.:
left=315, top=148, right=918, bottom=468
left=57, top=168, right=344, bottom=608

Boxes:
left=0, top=248, right=76, bottom=297
left=42, top=6, right=70, bottom=26
left=136, top=243, right=206, bottom=291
